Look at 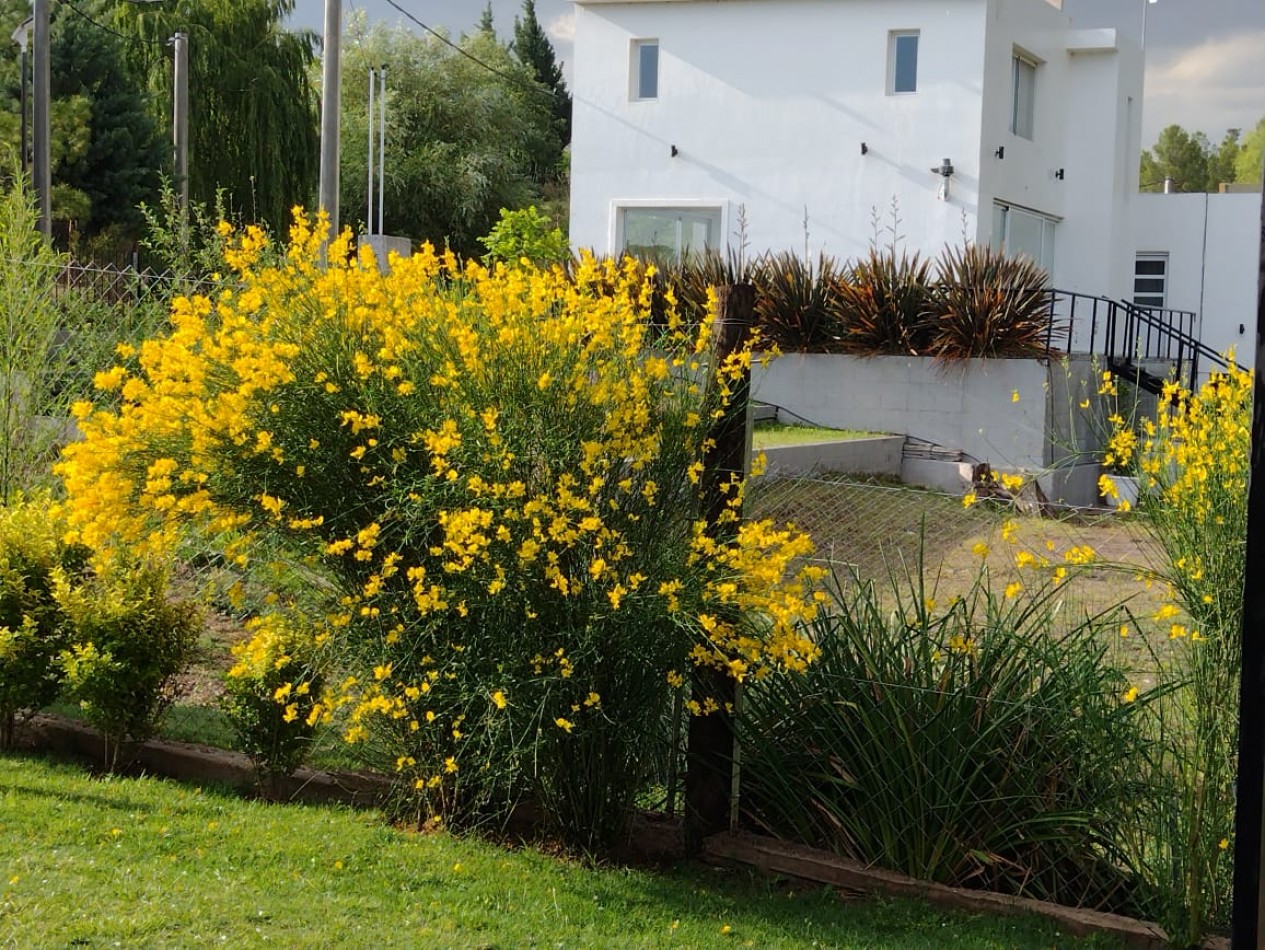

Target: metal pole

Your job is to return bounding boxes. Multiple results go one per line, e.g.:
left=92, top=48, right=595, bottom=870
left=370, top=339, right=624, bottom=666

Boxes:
left=318, top=0, right=343, bottom=243
left=366, top=66, right=375, bottom=236
left=19, top=46, right=27, bottom=179
left=1230, top=151, right=1265, bottom=949
left=172, top=33, right=189, bottom=213
left=377, top=65, right=386, bottom=237
left=32, top=0, right=50, bottom=236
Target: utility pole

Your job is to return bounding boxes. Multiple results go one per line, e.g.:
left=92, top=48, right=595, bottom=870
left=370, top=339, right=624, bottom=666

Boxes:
left=377, top=65, right=386, bottom=236
left=318, top=0, right=342, bottom=244
left=1230, top=148, right=1265, bottom=950
left=366, top=66, right=375, bottom=236
left=172, top=32, right=189, bottom=214
left=32, top=0, right=50, bottom=236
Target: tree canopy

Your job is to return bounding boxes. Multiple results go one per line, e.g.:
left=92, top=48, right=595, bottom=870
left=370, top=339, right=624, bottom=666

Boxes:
left=111, top=0, right=319, bottom=230
left=1141, top=121, right=1264, bottom=193
left=338, top=17, right=558, bottom=257
left=513, top=0, right=571, bottom=171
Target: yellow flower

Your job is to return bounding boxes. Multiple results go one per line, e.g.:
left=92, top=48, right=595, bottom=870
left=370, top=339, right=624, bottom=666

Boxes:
left=1004, top=581, right=1022, bottom=599
left=1122, top=686, right=1139, bottom=704
left=962, top=492, right=977, bottom=509
left=491, top=690, right=508, bottom=710
left=554, top=717, right=574, bottom=733
left=1011, top=389, right=1020, bottom=403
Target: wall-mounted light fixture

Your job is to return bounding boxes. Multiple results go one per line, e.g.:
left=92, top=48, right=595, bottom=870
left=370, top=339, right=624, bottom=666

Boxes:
left=994, top=146, right=1005, bottom=160
left=861, top=142, right=869, bottom=155
left=931, top=157, right=955, bottom=201
left=670, top=144, right=679, bottom=158
left=1054, top=168, right=1065, bottom=180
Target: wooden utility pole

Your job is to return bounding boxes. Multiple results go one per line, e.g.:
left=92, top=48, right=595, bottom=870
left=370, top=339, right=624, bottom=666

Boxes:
left=685, top=283, right=754, bottom=853
left=32, top=0, right=49, bottom=236
left=318, top=0, right=342, bottom=242
left=1230, top=140, right=1265, bottom=948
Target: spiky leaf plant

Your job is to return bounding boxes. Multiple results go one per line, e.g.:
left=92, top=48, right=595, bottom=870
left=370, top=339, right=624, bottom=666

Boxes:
left=834, top=248, right=934, bottom=356
left=753, top=251, right=845, bottom=352
left=927, top=244, right=1059, bottom=361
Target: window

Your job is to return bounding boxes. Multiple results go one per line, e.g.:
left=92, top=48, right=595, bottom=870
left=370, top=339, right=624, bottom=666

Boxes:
left=1010, top=53, right=1036, bottom=139
left=1133, top=255, right=1168, bottom=309
left=888, top=31, right=919, bottom=94
left=620, top=207, right=721, bottom=262
left=991, top=202, right=1056, bottom=275
left=631, top=39, right=659, bottom=100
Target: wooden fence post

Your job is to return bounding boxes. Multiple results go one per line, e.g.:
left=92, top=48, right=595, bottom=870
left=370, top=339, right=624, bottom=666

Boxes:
left=685, top=283, right=754, bottom=853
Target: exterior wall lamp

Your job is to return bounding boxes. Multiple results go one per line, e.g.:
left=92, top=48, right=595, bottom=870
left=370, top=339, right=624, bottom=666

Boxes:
left=932, top=157, right=955, bottom=201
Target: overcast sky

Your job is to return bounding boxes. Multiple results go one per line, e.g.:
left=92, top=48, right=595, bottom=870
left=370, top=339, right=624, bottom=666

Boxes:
left=292, top=1, right=1265, bottom=147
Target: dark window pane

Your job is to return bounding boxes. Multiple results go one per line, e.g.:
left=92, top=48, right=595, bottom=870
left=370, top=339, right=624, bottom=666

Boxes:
left=893, top=34, right=918, bottom=93
left=1134, top=278, right=1165, bottom=293
left=1135, top=259, right=1167, bottom=275
left=638, top=43, right=659, bottom=99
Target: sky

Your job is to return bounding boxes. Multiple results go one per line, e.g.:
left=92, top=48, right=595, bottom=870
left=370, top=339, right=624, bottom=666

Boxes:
left=291, top=0, right=1265, bottom=148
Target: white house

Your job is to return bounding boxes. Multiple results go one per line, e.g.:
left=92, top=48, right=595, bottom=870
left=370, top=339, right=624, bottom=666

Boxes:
left=569, top=0, right=1145, bottom=303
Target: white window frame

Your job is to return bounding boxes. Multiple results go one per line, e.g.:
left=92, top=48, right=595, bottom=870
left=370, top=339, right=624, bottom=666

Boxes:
left=1133, top=254, right=1169, bottom=310
left=1010, top=52, right=1037, bottom=140
left=630, top=39, right=659, bottom=101
left=611, top=200, right=729, bottom=261
left=887, top=30, right=919, bottom=95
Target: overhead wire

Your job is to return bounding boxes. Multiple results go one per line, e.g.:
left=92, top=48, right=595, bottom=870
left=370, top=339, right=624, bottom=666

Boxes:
left=380, top=0, right=556, bottom=102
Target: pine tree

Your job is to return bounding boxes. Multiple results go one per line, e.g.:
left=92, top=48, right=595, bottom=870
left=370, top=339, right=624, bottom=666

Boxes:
left=513, top=0, right=572, bottom=169
left=478, top=2, right=495, bottom=37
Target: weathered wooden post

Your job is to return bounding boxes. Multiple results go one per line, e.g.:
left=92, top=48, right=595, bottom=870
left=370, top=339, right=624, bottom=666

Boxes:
left=1230, top=153, right=1265, bottom=948
left=685, top=283, right=754, bottom=853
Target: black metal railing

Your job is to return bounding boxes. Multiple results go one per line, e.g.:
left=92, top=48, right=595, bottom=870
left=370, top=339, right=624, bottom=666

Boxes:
left=1045, top=289, right=1226, bottom=393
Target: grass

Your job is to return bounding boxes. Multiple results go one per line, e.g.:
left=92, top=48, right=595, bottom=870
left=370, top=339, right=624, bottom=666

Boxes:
left=752, top=422, right=881, bottom=449
left=0, top=753, right=1121, bottom=948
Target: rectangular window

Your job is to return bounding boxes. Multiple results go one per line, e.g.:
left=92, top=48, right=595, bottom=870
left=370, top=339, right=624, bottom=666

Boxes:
left=1011, top=54, right=1036, bottom=139
left=631, top=39, right=659, bottom=100
left=888, top=31, right=919, bottom=94
left=1133, top=255, right=1168, bottom=309
left=621, top=207, right=721, bottom=262
left=992, top=202, right=1057, bottom=276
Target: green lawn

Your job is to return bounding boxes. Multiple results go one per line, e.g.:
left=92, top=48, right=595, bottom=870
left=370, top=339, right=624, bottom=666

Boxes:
left=0, top=754, right=1119, bottom=948
left=752, top=422, right=881, bottom=449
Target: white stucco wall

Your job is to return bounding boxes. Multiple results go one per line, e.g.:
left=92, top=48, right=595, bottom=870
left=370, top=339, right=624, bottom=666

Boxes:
left=570, top=0, right=993, bottom=262
left=570, top=0, right=1140, bottom=303
left=1132, top=193, right=1261, bottom=367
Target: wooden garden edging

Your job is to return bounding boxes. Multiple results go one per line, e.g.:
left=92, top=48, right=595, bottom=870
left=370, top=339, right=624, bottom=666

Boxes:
left=703, top=830, right=1178, bottom=949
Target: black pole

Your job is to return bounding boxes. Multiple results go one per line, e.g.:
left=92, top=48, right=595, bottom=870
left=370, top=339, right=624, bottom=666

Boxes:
left=685, top=283, right=753, bottom=854
left=1230, top=154, right=1265, bottom=948
left=19, top=46, right=27, bottom=178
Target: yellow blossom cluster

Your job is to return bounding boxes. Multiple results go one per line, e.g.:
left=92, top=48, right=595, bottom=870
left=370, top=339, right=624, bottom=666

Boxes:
left=55, top=211, right=825, bottom=818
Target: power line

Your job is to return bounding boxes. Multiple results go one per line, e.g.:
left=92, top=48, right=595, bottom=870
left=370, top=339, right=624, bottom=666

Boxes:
left=61, top=0, right=133, bottom=42
left=379, top=0, right=554, bottom=102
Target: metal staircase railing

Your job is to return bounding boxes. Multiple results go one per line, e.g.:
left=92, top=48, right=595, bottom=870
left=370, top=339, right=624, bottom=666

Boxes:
left=1045, top=289, right=1227, bottom=394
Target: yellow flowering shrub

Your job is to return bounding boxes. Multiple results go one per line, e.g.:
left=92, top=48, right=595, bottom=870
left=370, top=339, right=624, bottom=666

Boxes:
left=221, top=610, right=325, bottom=791
left=56, top=211, right=822, bottom=846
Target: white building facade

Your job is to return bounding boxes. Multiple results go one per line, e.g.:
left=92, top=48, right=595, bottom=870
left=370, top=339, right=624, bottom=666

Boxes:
left=569, top=0, right=1145, bottom=302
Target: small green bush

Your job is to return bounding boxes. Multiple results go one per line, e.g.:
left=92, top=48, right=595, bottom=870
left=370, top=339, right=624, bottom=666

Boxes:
left=221, top=611, right=325, bottom=793
left=55, top=559, right=201, bottom=769
left=0, top=498, right=88, bottom=748
left=479, top=206, right=569, bottom=268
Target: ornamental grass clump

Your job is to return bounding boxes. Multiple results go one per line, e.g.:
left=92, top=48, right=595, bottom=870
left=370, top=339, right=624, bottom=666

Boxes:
left=740, top=550, right=1159, bottom=912
left=56, top=212, right=822, bottom=849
